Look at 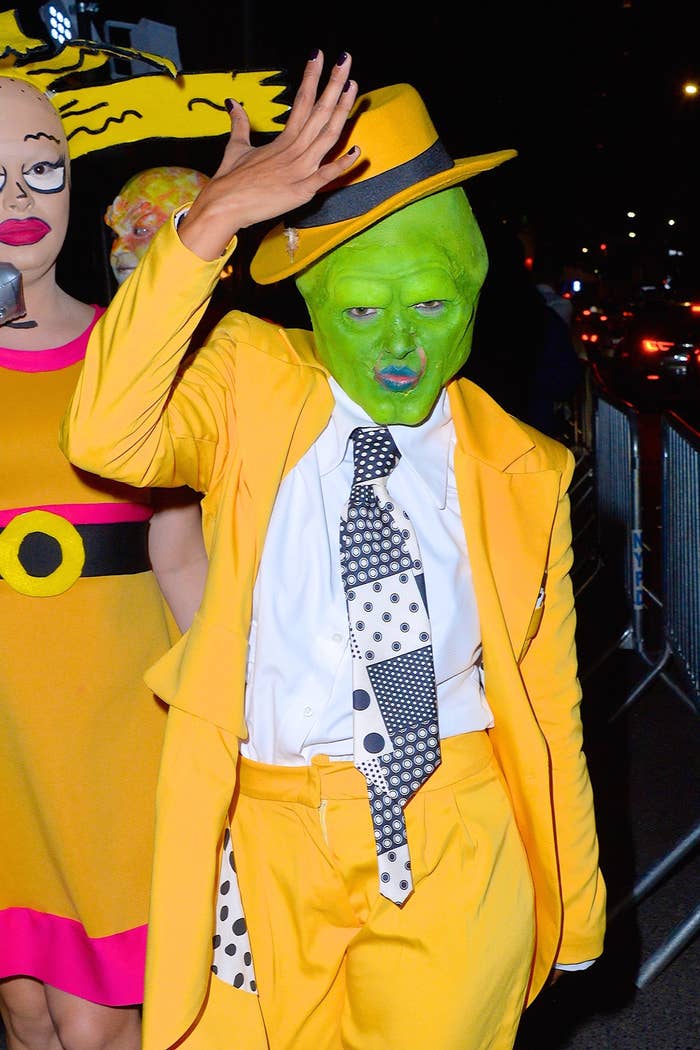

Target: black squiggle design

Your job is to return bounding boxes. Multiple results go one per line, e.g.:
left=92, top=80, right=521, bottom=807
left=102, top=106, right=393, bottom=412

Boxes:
left=24, top=133, right=62, bottom=144
left=1, top=44, right=44, bottom=60
left=66, top=110, right=142, bottom=140
left=187, top=98, right=229, bottom=112
left=20, top=43, right=170, bottom=82
left=23, top=56, right=91, bottom=77
left=59, top=101, right=109, bottom=118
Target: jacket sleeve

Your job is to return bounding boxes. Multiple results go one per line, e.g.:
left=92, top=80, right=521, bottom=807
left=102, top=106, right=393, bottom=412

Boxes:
left=520, top=445, right=607, bottom=965
left=59, top=216, right=237, bottom=496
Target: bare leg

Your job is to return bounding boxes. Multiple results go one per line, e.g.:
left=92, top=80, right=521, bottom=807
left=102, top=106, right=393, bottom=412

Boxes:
left=45, top=987, right=141, bottom=1050
left=0, top=978, right=141, bottom=1050
left=0, top=978, right=62, bottom=1050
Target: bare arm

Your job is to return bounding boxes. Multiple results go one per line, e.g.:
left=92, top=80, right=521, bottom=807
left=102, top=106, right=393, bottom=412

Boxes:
left=148, top=489, right=208, bottom=634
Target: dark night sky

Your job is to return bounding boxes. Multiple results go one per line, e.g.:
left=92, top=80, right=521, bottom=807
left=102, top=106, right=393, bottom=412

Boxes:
left=12, top=0, right=700, bottom=295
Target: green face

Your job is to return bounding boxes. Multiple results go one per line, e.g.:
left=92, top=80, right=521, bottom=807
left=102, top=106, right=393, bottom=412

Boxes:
left=296, top=188, right=488, bottom=425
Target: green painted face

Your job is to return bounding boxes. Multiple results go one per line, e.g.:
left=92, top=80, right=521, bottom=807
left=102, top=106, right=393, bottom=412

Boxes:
left=296, top=188, right=488, bottom=425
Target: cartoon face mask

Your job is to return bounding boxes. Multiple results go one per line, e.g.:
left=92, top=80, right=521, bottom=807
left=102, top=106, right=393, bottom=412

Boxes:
left=296, top=188, right=488, bottom=425
left=0, top=77, right=70, bottom=289
left=105, top=166, right=209, bottom=284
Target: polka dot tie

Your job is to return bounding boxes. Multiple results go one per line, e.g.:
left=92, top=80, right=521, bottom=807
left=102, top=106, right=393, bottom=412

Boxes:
left=340, top=426, right=441, bottom=905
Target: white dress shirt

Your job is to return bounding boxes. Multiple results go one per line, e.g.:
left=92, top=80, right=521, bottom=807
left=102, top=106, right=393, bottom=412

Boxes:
left=240, top=379, right=494, bottom=765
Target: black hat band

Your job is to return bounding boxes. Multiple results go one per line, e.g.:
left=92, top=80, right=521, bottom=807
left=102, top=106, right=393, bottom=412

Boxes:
left=285, top=139, right=454, bottom=231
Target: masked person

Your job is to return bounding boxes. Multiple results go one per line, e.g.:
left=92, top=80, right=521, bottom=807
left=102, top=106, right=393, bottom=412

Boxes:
left=0, top=78, right=177, bottom=1050
left=105, top=166, right=210, bottom=285
left=60, top=52, right=606, bottom=1050
left=104, top=165, right=211, bottom=635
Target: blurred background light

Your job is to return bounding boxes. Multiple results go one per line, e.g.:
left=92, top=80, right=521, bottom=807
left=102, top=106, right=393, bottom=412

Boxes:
left=39, top=2, right=77, bottom=45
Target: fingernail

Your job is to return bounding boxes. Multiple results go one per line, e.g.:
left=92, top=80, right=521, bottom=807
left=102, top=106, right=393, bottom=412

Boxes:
left=225, top=98, right=234, bottom=112
left=342, top=78, right=352, bottom=93
left=336, top=52, right=349, bottom=66
left=346, top=145, right=359, bottom=156
left=309, top=47, right=320, bottom=61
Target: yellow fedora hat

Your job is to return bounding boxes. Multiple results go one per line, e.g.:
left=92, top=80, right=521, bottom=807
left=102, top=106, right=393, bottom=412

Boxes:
left=250, top=82, right=517, bottom=284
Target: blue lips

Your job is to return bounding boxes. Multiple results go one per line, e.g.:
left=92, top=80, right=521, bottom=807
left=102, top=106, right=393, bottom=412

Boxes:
left=376, top=366, right=419, bottom=391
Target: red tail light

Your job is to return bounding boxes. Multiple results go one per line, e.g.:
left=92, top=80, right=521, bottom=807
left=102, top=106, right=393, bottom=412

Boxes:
left=640, top=338, right=673, bottom=354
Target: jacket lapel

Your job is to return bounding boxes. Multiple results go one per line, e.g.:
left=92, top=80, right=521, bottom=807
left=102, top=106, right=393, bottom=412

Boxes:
left=448, top=379, right=560, bottom=661
left=235, top=326, right=333, bottom=543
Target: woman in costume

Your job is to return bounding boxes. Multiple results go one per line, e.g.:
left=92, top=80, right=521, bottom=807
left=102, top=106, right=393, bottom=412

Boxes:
left=0, top=75, right=171, bottom=1050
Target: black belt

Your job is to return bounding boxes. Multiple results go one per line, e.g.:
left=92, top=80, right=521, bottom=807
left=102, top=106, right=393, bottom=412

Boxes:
left=0, top=519, right=150, bottom=580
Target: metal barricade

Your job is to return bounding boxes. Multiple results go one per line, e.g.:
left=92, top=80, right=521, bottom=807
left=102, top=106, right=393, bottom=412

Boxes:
left=607, top=410, right=700, bottom=986
left=662, top=413, right=700, bottom=704
left=580, top=377, right=685, bottom=720
left=580, top=384, right=651, bottom=687
left=593, top=386, right=643, bottom=643
left=610, top=412, right=700, bottom=720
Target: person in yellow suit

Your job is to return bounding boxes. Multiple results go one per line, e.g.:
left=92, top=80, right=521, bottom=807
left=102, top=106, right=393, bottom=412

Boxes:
left=61, top=51, right=606, bottom=1050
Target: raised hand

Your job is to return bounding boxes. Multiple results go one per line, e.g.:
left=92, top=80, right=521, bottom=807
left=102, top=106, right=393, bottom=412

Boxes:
left=178, top=50, right=359, bottom=261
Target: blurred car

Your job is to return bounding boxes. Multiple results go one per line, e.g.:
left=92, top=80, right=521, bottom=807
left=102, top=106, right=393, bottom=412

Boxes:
left=609, top=298, right=700, bottom=404
left=572, top=300, right=626, bottom=361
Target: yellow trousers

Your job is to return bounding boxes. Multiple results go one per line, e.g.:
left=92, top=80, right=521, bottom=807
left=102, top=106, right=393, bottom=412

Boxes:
left=180, top=732, right=535, bottom=1050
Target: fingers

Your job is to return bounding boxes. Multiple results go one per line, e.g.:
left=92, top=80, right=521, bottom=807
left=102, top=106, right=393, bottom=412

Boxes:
left=315, top=137, right=360, bottom=188
left=212, top=99, right=252, bottom=178
left=283, top=48, right=327, bottom=134
left=314, top=74, right=358, bottom=154
left=295, top=70, right=359, bottom=195
left=283, top=50, right=354, bottom=144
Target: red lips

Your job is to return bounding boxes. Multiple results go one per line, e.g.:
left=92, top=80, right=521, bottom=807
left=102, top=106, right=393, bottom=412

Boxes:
left=0, top=218, right=51, bottom=246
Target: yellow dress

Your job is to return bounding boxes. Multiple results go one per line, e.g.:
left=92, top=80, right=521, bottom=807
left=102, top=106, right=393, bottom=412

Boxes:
left=0, top=307, right=169, bottom=1006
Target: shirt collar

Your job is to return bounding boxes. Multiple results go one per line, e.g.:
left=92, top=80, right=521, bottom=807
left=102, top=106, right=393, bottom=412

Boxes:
left=318, top=377, right=452, bottom=509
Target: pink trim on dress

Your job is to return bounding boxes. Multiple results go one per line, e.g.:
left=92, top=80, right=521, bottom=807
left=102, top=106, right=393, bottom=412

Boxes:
left=0, top=502, right=152, bottom=527
left=0, top=305, right=105, bottom=372
left=0, top=908, right=146, bottom=1006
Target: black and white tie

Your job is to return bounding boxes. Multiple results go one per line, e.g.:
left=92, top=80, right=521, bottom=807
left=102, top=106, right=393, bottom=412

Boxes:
left=340, top=426, right=441, bottom=905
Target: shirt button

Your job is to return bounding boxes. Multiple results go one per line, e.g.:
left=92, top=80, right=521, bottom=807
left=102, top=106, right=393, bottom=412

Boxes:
left=303, top=706, right=313, bottom=718
left=332, top=632, right=344, bottom=644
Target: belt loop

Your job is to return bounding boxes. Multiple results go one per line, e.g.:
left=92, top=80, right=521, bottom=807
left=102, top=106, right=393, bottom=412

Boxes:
left=309, top=762, right=323, bottom=808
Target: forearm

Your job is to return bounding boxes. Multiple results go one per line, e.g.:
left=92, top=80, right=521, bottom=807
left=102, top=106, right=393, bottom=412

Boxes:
left=153, top=558, right=209, bottom=635
left=148, top=493, right=208, bottom=634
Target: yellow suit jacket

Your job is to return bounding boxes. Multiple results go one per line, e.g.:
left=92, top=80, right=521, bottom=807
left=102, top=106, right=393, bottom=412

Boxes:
left=61, top=218, right=606, bottom=1050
